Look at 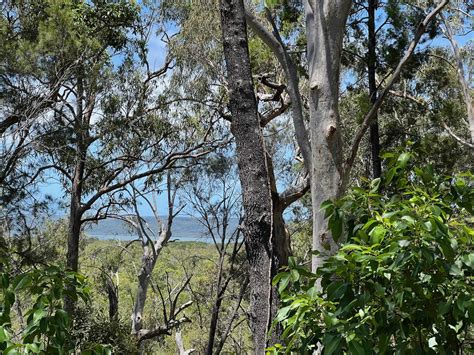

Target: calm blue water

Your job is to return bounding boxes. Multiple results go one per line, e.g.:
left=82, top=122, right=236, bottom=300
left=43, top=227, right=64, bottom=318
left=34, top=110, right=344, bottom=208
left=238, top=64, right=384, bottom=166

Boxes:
left=83, top=216, right=238, bottom=242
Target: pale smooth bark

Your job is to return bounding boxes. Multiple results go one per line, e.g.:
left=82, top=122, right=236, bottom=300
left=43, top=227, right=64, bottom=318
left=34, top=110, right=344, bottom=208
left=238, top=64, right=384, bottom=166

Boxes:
left=304, top=0, right=352, bottom=272
left=176, top=329, right=195, bottom=355
left=248, top=0, right=449, bottom=275
left=131, top=227, right=168, bottom=334
left=129, top=177, right=179, bottom=335
left=441, top=12, right=474, bottom=143
left=220, top=0, right=274, bottom=351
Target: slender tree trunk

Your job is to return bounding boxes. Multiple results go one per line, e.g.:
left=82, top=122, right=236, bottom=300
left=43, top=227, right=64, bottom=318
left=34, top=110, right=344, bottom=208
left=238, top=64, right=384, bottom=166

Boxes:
left=441, top=14, right=474, bottom=143
left=65, top=74, right=86, bottom=314
left=205, top=252, right=226, bottom=355
left=266, top=155, right=289, bottom=344
left=267, top=156, right=291, bottom=270
left=368, top=0, right=381, bottom=178
left=304, top=0, right=352, bottom=272
left=220, top=0, right=274, bottom=352
left=105, top=272, right=119, bottom=321
left=64, top=146, right=85, bottom=315
left=176, top=329, right=194, bottom=355
left=132, top=246, right=159, bottom=334
left=268, top=205, right=287, bottom=345
left=66, top=180, right=84, bottom=273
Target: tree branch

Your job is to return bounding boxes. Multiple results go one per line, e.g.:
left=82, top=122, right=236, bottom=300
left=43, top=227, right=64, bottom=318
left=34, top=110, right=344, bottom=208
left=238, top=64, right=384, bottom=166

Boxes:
left=245, top=8, right=312, bottom=173
left=343, top=0, right=450, bottom=186
left=279, top=176, right=310, bottom=210
left=441, top=121, right=474, bottom=148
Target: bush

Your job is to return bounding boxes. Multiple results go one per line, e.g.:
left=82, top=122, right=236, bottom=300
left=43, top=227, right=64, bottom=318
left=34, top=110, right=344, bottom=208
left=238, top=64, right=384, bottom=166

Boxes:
left=270, top=152, right=474, bottom=354
left=0, top=265, right=94, bottom=354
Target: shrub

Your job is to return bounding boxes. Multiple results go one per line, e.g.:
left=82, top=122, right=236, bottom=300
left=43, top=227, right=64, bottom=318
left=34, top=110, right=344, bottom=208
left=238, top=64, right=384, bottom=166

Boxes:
left=270, top=152, right=474, bottom=354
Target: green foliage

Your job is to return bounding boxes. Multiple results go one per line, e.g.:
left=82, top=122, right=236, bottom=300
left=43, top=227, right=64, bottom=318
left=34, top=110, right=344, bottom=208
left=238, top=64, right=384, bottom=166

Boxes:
left=0, top=265, right=95, bottom=354
left=72, top=307, right=138, bottom=354
left=270, top=153, right=474, bottom=354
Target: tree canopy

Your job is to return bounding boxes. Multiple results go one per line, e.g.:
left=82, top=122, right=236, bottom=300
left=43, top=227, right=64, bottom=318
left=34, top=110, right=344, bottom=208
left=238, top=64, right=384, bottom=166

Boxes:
left=1, top=0, right=472, bottom=353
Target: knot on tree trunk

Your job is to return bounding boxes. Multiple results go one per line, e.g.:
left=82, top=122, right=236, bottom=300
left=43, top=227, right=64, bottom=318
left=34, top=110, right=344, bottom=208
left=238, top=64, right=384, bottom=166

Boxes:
left=326, top=125, right=337, bottom=139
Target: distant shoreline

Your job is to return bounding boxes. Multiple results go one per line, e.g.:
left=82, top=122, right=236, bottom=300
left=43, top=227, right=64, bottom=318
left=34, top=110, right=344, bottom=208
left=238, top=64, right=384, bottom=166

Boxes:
left=83, top=215, right=238, bottom=243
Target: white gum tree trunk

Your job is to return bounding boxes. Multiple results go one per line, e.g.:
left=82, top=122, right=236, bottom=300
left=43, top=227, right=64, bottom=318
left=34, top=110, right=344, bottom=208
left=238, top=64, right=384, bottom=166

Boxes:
left=304, top=0, right=352, bottom=272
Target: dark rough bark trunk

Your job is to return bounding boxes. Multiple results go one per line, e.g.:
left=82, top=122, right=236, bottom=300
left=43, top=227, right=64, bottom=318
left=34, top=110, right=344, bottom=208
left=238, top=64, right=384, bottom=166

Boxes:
left=105, top=273, right=119, bottom=321
left=66, top=182, right=83, bottom=273
left=220, top=0, right=274, bottom=352
left=64, top=148, right=85, bottom=316
left=267, top=156, right=289, bottom=344
left=65, top=74, right=86, bottom=315
left=368, top=0, right=381, bottom=179
left=205, top=265, right=224, bottom=355
left=269, top=208, right=287, bottom=345
left=268, top=156, right=291, bottom=270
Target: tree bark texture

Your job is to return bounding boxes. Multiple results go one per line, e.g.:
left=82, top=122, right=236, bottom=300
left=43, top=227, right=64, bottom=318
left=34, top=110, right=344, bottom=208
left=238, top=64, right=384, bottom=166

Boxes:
left=65, top=73, right=86, bottom=315
left=105, top=272, right=119, bottom=321
left=205, top=263, right=224, bottom=355
left=441, top=13, right=474, bottom=143
left=304, top=0, right=352, bottom=272
left=220, top=0, right=274, bottom=352
left=368, top=0, right=381, bottom=178
left=131, top=245, right=159, bottom=334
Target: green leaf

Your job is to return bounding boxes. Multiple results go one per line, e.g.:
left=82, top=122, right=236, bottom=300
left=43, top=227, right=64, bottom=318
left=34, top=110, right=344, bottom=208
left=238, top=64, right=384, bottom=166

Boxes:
left=362, top=219, right=378, bottom=231
left=1, top=273, right=9, bottom=289
left=322, top=334, right=341, bottom=354
left=307, top=286, right=319, bottom=299
left=449, top=263, right=463, bottom=277
left=290, top=269, right=300, bottom=282
left=369, top=225, right=386, bottom=244
left=348, top=340, right=367, bottom=355
left=462, top=253, right=474, bottom=268
left=25, top=343, right=41, bottom=353
left=385, top=167, right=397, bottom=185
left=329, top=211, right=343, bottom=242
left=272, top=272, right=285, bottom=286
left=398, top=240, right=410, bottom=247
left=3, top=344, right=20, bottom=355
left=278, top=273, right=291, bottom=294
left=340, top=244, right=364, bottom=252
left=370, top=178, right=381, bottom=192
left=0, top=326, right=10, bottom=342
left=32, top=308, right=47, bottom=323
left=288, top=256, right=297, bottom=269
left=397, top=152, right=411, bottom=169
left=320, top=200, right=334, bottom=211
left=275, top=306, right=292, bottom=323
left=13, top=274, right=32, bottom=291
left=326, top=281, right=347, bottom=300
left=401, top=215, right=415, bottom=225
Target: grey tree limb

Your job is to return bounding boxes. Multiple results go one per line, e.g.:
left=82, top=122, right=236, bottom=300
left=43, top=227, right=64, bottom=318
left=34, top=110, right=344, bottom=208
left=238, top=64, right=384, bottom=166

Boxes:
left=245, top=9, right=312, bottom=173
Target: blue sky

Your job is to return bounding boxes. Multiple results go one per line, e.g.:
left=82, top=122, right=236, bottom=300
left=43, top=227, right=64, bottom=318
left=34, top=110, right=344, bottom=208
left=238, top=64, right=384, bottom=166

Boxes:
left=40, top=29, right=171, bottom=217
left=39, top=6, right=473, bottom=218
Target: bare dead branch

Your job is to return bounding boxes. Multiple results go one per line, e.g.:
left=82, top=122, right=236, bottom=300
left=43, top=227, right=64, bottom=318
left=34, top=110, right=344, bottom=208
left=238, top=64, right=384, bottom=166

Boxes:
left=442, top=121, right=474, bottom=148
